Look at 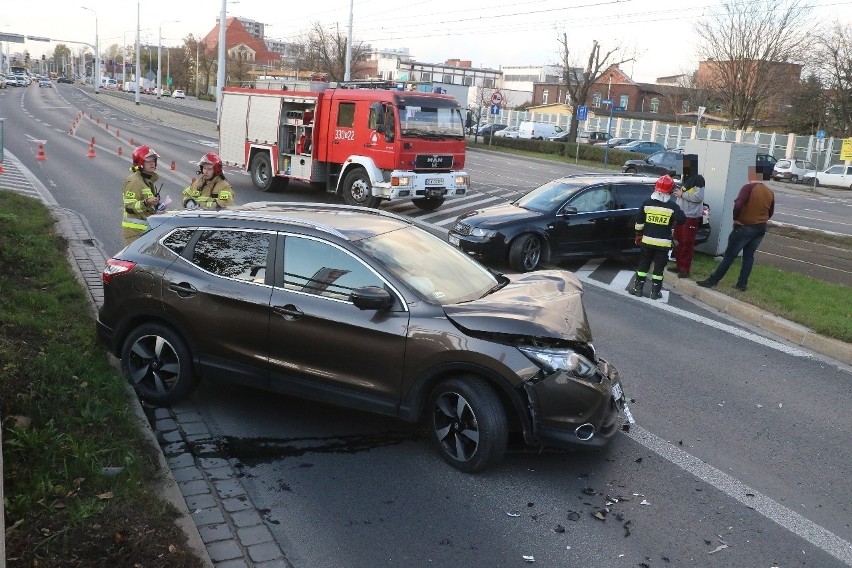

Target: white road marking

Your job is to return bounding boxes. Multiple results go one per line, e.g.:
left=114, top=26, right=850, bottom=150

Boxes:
left=627, top=425, right=852, bottom=566
left=577, top=270, right=811, bottom=357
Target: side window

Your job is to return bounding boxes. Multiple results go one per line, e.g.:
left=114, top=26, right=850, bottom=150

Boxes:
left=617, top=184, right=653, bottom=209
left=337, top=102, right=355, bottom=127
left=191, top=230, right=271, bottom=283
left=281, top=236, right=384, bottom=301
left=570, top=186, right=614, bottom=213
left=162, top=228, right=195, bottom=255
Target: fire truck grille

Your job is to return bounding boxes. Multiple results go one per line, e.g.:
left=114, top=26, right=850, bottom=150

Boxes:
left=415, top=155, right=453, bottom=170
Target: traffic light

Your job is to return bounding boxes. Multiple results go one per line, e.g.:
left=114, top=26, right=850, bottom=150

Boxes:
left=42, top=54, right=46, bottom=61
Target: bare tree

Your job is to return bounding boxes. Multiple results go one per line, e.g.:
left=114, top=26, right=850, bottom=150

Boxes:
left=811, top=23, right=852, bottom=136
left=693, top=0, right=813, bottom=129
left=292, top=22, right=371, bottom=82
left=557, top=36, right=633, bottom=143
left=784, top=74, right=826, bottom=134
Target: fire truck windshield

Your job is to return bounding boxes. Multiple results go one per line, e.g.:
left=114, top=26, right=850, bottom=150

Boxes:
left=398, top=105, right=465, bottom=138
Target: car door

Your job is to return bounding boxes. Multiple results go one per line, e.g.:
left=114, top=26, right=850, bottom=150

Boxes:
left=267, top=233, right=409, bottom=410
left=161, top=228, right=275, bottom=389
left=612, top=183, right=652, bottom=251
left=552, top=184, right=617, bottom=256
left=642, top=152, right=667, bottom=175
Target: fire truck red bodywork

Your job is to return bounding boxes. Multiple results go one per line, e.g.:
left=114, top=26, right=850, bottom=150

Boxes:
left=219, top=85, right=469, bottom=210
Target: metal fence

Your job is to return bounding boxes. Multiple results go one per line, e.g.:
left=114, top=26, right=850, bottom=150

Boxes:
left=489, top=109, right=845, bottom=169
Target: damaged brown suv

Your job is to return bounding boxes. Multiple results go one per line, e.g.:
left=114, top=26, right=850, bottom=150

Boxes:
left=96, top=203, right=631, bottom=472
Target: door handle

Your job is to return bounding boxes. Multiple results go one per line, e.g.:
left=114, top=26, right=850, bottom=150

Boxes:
left=273, top=304, right=304, bottom=320
left=168, top=282, right=197, bottom=297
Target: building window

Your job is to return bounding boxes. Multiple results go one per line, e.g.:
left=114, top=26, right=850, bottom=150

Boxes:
left=442, top=74, right=452, bottom=84
left=592, top=93, right=602, bottom=108
left=619, top=95, right=628, bottom=109
left=421, top=72, right=431, bottom=82
left=682, top=100, right=690, bottom=112
left=483, top=77, right=494, bottom=88
left=462, top=76, right=473, bottom=86
left=649, top=98, right=659, bottom=113
left=542, top=90, right=549, bottom=104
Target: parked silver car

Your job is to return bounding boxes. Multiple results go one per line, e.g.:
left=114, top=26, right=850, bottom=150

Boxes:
left=771, top=158, right=816, bottom=183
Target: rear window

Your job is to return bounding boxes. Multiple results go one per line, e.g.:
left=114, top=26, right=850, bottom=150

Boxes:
left=616, top=184, right=654, bottom=209
left=776, top=160, right=791, bottom=168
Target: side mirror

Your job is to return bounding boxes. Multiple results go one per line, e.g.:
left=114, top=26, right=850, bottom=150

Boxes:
left=350, top=286, right=393, bottom=310
left=560, top=206, right=578, bottom=216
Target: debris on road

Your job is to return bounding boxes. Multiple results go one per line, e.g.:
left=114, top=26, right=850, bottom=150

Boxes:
left=522, top=555, right=535, bottom=562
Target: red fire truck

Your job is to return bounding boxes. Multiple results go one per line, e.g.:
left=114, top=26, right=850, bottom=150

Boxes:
left=218, top=83, right=470, bottom=210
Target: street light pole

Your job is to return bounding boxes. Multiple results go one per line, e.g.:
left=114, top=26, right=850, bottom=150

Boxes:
left=157, top=21, right=180, bottom=98
left=135, top=0, right=141, bottom=104
left=81, top=6, right=99, bottom=94
left=216, top=0, right=227, bottom=128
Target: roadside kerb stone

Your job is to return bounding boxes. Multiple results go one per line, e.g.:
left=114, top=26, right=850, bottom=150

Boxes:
left=186, top=493, right=218, bottom=510
left=237, top=525, right=275, bottom=547
left=192, top=507, right=226, bottom=527
left=172, top=465, right=205, bottom=483
left=200, top=523, right=234, bottom=544
left=214, top=478, right=247, bottom=500
left=222, top=496, right=252, bottom=513
left=231, top=509, right=265, bottom=528
left=248, top=542, right=284, bottom=563
left=801, top=333, right=852, bottom=365
left=180, top=479, right=213, bottom=498
left=217, top=560, right=250, bottom=568
left=207, top=540, right=244, bottom=563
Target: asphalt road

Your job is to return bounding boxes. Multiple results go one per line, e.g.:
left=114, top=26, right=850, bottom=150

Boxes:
left=2, top=83, right=851, bottom=568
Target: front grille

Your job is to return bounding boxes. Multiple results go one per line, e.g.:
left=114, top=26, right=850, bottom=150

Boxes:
left=415, top=154, right=453, bottom=170
left=453, top=221, right=472, bottom=236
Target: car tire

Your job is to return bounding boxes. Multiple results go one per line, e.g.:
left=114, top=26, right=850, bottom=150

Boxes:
left=250, top=152, right=276, bottom=192
left=790, top=175, right=799, bottom=183
left=342, top=169, right=380, bottom=208
left=412, top=197, right=444, bottom=211
left=120, top=323, right=198, bottom=406
left=508, top=234, right=542, bottom=272
left=624, top=167, right=637, bottom=174
left=427, top=376, right=508, bottom=473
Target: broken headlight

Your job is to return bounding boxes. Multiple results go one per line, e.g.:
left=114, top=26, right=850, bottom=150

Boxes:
left=518, top=346, right=597, bottom=379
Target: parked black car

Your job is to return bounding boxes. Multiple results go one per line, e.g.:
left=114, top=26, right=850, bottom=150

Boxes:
left=56, top=77, right=74, bottom=84
left=96, top=203, right=631, bottom=472
left=476, top=124, right=508, bottom=137
left=449, top=174, right=660, bottom=272
left=622, top=150, right=685, bottom=177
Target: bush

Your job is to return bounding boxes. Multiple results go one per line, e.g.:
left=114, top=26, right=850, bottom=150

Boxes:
left=480, top=135, right=636, bottom=165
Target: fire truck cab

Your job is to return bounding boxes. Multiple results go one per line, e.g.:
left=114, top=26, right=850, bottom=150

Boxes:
left=219, top=84, right=470, bottom=210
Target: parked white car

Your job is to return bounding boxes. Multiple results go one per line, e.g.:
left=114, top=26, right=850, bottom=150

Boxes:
left=493, top=125, right=520, bottom=138
left=804, top=164, right=852, bottom=190
left=172, top=89, right=186, bottom=99
left=771, top=158, right=816, bottom=183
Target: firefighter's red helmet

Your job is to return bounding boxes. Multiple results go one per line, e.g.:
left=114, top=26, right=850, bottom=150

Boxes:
left=131, top=145, right=159, bottom=168
left=198, top=152, right=223, bottom=176
left=655, top=175, right=675, bottom=194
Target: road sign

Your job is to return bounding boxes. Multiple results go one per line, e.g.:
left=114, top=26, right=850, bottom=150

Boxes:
left=167, top=77, right=173, bottom=86
left=612, top=106, right=626, bottom=112
left=816, top=130, right=825, bottom=139
left=490, top=104, right=500, bottom=115
left=577, top=105, right=588, bottom=121
left=841, top=138, right=852, bottom=161
left=601, top=99, right=613, bottom=105
left=490, top=91, right=503, bottom=105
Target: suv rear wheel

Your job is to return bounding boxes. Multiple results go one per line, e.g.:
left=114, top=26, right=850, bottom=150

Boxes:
left=121, top=324, right=198, bottom=405
left=428, top=377, right=508, bottom=473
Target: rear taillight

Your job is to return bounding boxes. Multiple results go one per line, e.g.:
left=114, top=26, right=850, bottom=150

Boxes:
left=101, top=258, right=136, bottom=284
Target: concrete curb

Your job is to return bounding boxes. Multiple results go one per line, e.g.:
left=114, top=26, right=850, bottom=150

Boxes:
left=671, top=276, right=852, bottom=366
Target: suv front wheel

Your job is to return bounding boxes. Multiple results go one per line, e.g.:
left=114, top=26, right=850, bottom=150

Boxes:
left=121, top=324, right=198, bottom=405
left=427, top=376, right=508, bottom=472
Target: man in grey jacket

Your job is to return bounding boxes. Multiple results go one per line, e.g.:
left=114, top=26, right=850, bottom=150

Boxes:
left=668, top=174, right=705, bottom=277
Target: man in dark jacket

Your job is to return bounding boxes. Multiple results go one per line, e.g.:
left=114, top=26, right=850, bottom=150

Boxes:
left=631, top=175, right=686, bottom=299
left=698, top=167, right=775, bottom=292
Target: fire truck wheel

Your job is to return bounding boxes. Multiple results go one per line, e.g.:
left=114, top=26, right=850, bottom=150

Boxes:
left=250, top=153, right=277, bottom=192
left=343, top=169, right=380, bottom=208
left=412, top=197, right=444, bottom=211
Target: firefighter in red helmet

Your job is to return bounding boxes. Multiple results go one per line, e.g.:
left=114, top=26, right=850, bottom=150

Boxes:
left=182, top=152, right=234, bottom=210
left=630, top=175, right=686, bottom=299
left=122, top=145, right=161, bottom=246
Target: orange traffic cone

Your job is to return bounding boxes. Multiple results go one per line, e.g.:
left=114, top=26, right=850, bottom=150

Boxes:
left=170, top=160, right=176, bottom=171
left=118, top=146, right=124, bottom=156
left=105, top=124, right=109, bottom=131
left=36, top=143, right=47, bottom=161
left=90, top=136, right=96, bottom=146
left=96, top=118, right=100, bottom=124
left=130, top=137, right=135, bottom=146
left=116, top=129, right=120, bottom=138
left=87, top=142, right=96, bottom=159
left=0, top=163, right=5, bottom=174
left=68, top=128, right=74, bottom=135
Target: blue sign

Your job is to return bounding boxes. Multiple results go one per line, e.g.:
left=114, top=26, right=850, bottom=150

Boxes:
left=490, top=104, right=500, bottom=115
left=577, top=105, right=588, bottom=121
left=601, top=99, right=613, bottom=105
left=816, top=130, right=825, bottom=139
left=612, top=106, right=626, bottom=112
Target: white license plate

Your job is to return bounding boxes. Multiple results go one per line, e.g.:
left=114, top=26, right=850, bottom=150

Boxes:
left=426, top=178, right=443, bottom=185
left=448, top=234, right=460, bottom=246
left=611, top=382, right=623, bottom=402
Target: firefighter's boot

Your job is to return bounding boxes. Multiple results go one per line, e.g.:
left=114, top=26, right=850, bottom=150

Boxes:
left=650, top=279, right=664, bottom=300
left=630, top=276, right=645, bottom=297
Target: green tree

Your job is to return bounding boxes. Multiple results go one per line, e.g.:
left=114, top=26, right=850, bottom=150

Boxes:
left=784, top=74, right=826, bottom=134
left=52, top=44, right=73, bottom=76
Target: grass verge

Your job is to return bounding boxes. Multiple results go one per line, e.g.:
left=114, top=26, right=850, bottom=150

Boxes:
left=688, top=251, right=851, bottom=343
left=0, top=191, right=204, bottom=567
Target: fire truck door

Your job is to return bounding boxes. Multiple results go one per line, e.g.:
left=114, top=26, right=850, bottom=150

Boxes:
left=367, top=102, right=396, bottom=171
left=330, top=99, right=362, bottom=162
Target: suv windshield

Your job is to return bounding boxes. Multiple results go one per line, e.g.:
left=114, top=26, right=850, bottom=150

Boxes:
left=355, top=225, right=497, bottom=305
left=515, top=180, right=586, bottom=212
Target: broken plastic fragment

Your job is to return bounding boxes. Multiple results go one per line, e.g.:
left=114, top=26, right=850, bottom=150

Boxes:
left=582, top=487, right=597, bottom=495
left=522, top=555, right=535, bottom=562
left=640, top=500, right=650, bottom=505
left=506, top=511, right=521, bottom=517
left=708, top=544, right=729, bottom=554
left=593, top=511, right=606, bottom=521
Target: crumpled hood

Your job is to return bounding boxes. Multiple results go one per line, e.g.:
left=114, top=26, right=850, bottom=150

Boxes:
left=458, top=203, right=539, bottom=228
left=443, top=271, right=592, bottom=343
